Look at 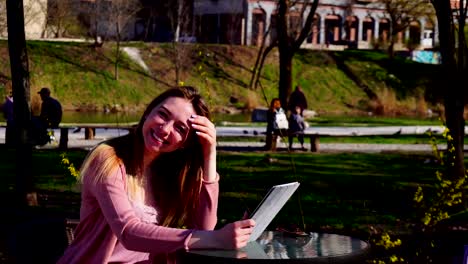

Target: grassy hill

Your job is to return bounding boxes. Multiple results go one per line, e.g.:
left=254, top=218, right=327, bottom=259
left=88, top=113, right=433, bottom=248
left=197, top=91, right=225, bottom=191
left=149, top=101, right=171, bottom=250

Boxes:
left=0, top=40, right=440, bottom=118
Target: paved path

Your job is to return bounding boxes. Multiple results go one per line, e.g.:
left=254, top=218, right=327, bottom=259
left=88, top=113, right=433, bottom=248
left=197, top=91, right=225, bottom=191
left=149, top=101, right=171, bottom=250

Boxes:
left=217, top=141, right=445, bottom=153
left=217, top=125, right=455, bottom=136
left=0, top=127, right=463, bottom=153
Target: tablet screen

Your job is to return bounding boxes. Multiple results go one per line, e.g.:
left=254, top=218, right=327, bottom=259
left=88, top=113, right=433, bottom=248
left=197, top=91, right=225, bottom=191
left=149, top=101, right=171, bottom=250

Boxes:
left=248, top=182, right=300, bottom=241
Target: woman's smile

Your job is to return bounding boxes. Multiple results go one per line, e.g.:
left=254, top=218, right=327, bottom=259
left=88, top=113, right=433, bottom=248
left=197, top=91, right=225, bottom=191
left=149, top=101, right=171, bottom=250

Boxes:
left=151, top=129, right=165, bottom=144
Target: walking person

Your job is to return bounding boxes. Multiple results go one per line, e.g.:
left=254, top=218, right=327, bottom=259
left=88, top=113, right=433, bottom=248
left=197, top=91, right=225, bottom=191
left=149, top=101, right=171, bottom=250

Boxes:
left=57, top=86, right=255, bottom=264
left=288, top=85, right=308, bottom=116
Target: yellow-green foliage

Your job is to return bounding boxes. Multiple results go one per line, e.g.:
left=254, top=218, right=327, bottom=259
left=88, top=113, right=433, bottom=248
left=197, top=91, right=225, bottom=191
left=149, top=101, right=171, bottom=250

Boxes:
left=374, top=233, right=402, bottom=250
left=60, top=152, right=80, bottom=188
left=368, top=226, right=406, bottom=263
left=414, top=127, right=467, bottom=227
left=368, top=126, right=467, bottom=263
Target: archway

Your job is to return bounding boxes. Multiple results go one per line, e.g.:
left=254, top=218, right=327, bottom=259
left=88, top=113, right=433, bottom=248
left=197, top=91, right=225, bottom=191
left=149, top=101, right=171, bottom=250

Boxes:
left=307, top=14, right=320, bottom=44
left=378, top=18, right=390, bottom=44
left=408, top=20, right=422, bottom=49
left=252, top=8, right=266, bottom=47
left=421, top=20, right=435, bottom=49
left=325, top=14, right=342, bottom=45
left=362, top=16, right=374, bottom=42
left=270, top=12, right=278, bottom=44
left=345, top=15, right=359, bottom=47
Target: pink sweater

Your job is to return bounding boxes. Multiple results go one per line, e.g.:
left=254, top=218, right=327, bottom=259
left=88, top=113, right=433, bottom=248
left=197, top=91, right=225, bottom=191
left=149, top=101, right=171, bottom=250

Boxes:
left=57, top=162, right=219, bottom=264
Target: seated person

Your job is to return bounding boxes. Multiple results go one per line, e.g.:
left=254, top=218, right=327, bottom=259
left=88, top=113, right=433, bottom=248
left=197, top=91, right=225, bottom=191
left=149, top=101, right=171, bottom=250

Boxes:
left=38, top=87, right=62, bottom=128
left=288, top=106, right=306, bottom=150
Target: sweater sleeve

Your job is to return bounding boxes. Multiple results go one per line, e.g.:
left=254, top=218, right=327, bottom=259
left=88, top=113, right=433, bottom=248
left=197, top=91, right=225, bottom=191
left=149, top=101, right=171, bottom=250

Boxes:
left=192, top=176, right=219, bottom=230
left=87, top=164, right=194, bottom=254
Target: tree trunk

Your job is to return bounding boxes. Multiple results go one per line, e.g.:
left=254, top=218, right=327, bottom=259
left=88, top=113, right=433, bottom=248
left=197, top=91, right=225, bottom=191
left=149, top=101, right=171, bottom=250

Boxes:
left=278, top=48, right=293, bottom=109
left=249, top=22, right=274, bottom=91
left=174, top=0, right=184, bottom=43
left=444, top=93, right=465, bottom=177
left=254, top=44, right=276, bottom=95
left=6, top=0, right=36, bottom=207
left=277, top=0, right=292, bottom=108
left=114, top=21, right=120, bottom=80
left=249, top=44, right=265, bottom=90
left=250, top=43, right=275, bottom=94
left=276, top=0, right=318, bottom=108
left=432, top=0, right=465, bottom=181
left=174, top=42, right=180, bottom=86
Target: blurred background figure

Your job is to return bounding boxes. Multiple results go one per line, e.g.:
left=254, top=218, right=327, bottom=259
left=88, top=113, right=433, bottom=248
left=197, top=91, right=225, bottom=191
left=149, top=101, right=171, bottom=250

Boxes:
left=288, top=85, right=308, bottom=116
left=2, top=91, right=15, bottom=146
left=37, top=87, right=62, bottom=143
left=288, top=106, right=306, bottom=150
left=38, top=87, right=62, bottom=129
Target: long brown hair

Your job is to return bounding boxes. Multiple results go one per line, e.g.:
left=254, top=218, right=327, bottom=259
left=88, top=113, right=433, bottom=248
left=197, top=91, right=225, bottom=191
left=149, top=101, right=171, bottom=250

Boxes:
left=81, top=86, right=211, bottom=228
left=269, top=98, right=281, bottom=111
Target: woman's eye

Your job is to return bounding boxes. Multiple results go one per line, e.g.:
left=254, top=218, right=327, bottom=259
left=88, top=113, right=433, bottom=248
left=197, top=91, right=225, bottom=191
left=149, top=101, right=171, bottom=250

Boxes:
left=176, top=125, right=188, bottom=136
left=158, top=110, right=168, bottom=119
left=176, top=125, right=186, bottom=133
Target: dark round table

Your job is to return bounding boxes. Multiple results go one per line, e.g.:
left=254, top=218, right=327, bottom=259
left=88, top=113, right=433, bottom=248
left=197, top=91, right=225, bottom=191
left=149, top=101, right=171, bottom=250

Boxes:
left=180, top=231, right=370, bottom=263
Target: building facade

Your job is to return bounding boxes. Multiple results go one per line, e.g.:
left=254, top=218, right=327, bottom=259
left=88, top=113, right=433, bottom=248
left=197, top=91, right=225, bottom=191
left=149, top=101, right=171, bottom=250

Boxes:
left=0, top=0, right=439, bottom=50
left=193, top=0, right=437, bottom=50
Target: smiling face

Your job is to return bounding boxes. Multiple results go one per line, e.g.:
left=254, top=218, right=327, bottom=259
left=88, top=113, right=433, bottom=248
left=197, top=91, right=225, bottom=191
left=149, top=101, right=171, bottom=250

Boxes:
left=142, top=97, right=195, bottom=159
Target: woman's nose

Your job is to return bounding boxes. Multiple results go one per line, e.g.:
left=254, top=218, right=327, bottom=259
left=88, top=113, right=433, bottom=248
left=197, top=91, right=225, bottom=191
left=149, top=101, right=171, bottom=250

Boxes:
left=159, top=121, right=174, bottom=135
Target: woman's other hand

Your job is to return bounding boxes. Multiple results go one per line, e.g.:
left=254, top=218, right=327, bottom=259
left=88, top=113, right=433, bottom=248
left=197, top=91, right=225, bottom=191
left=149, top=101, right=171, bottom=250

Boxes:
left=214, top=219, right=256, bottom=249
left=189, top=219, right=256, bottom=250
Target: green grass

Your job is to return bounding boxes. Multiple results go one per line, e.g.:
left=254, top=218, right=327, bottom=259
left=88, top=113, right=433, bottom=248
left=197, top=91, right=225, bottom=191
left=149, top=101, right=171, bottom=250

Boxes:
left=3, top=146, right=467, bottom=263
left=0, top=148, right=88, bottom=194
left=308, top=115, right=444, bottom=126
left=0, top=148, right=463, bottom=234
left=216, top=152, right=443, bottom=229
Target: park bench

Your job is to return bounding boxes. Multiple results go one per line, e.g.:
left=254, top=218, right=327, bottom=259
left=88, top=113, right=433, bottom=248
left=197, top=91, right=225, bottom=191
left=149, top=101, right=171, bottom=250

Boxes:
left=247, top=109, right=449, bottom=151
left=56, top=122, right=138, bottom=149
left=65, top=218, right=80, bottom=245
left=0, top=121, right=138, bottom=149
left=216, top=123, right=449, bottom=152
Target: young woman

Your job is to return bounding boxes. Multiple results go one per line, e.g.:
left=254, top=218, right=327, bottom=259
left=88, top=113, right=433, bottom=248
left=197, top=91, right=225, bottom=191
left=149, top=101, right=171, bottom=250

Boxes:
left=57, top=86, right=255, bottom=264
left=265, top=98, right=288, bottom=150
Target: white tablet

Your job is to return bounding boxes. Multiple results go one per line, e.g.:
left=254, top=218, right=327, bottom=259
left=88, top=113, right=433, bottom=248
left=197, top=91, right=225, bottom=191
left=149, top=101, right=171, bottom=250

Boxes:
left=248, top=182, right=300, bottom=241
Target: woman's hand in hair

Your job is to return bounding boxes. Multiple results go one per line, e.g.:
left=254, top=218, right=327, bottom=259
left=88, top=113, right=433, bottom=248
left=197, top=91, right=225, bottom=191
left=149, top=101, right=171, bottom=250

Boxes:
left=189, top=114, right=216, bottom=158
